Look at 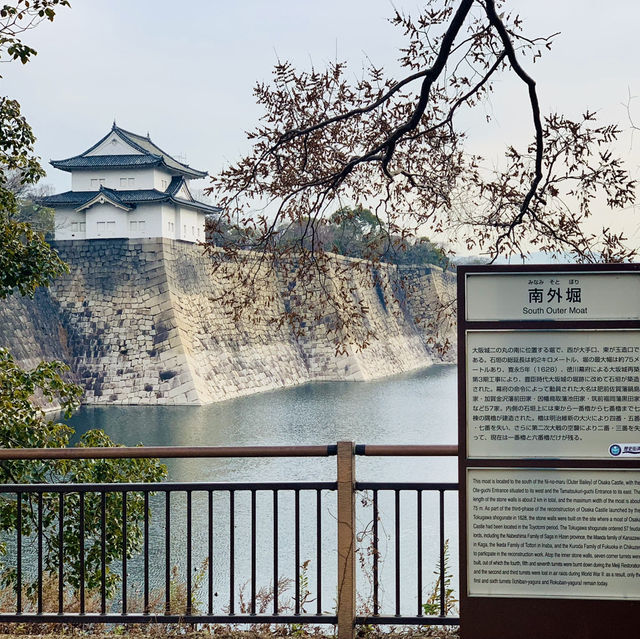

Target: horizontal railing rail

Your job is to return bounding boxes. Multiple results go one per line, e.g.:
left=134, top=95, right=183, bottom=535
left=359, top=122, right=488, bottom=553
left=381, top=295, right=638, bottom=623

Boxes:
left=0, top=443, right=457, bottom=459
left=0, top=481, right=337, bottom=493
left=0, top=444, right=339, bottom=459
left=0, top=442, right=459, bottom=638
left=355, top=444, right=459, bottom=456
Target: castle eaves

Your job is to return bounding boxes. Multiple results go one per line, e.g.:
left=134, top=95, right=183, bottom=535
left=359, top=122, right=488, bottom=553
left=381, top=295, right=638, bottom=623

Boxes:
left=49, top=124, right=208, bottom=179
left=41, top=186, right=222, bottom=214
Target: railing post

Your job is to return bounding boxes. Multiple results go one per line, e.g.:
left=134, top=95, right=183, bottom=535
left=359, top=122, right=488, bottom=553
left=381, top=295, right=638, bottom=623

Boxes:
left=337, top=440, right=356, bottom=639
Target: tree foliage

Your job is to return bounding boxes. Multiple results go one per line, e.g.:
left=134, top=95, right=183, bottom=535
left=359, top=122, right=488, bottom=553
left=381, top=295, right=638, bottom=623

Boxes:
left=0, top=95, right=67, bottom=297
left=206, top=0, right=636, bottom=347
left=212, top=203, right=449, bottom=268
left=0, top=2, right=70, bottom=297
left=0, top=349, right=167, bottom=596
left=275, top=205, right=449, bottom=267
left=3, top=171, right=55, bottom=237
left=0, top=0, right=168, bottom=598
left=0, top=0, right=69, bottom=63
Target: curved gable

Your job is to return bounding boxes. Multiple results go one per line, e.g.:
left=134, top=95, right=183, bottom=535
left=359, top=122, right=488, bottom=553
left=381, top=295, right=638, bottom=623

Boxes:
left=84, top=131, right=143, bottom=156
left=76, top=190, right=133, bottom=212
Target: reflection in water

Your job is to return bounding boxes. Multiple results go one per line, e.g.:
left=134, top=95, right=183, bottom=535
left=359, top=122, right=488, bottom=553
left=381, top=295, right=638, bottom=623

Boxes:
left=61, top=364, right=459, bottom=616
left=67, top=365, right=458, bottom=483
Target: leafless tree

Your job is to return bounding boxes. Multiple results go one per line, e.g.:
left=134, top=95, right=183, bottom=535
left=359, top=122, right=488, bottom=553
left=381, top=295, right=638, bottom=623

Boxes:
left=205, top=0, right=637, bottom=352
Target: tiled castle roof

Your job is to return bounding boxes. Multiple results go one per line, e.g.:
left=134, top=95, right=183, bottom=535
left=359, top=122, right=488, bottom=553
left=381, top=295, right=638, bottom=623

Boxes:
left=41, top=181, right=221, bottom=214
left=50, top=124, right=208, bottom=179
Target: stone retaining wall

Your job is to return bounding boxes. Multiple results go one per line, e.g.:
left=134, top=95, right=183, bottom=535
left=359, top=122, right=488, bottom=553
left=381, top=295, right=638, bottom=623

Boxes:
left=0, top=239, right=455, bottom=405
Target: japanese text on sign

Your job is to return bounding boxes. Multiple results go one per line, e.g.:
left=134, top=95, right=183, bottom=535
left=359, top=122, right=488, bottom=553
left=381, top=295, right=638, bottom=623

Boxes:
left=465, top=273, right=640, bottom=321
left=467, top=330, right=640, bottom=459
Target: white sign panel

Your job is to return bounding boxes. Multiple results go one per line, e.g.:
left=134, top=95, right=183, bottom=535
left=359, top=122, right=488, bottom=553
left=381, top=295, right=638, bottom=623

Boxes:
left=466, top=272, right=640, bottom=322
left=468, top=468, right=640, bottom=599
left=467, top=330, right=640, bottom=459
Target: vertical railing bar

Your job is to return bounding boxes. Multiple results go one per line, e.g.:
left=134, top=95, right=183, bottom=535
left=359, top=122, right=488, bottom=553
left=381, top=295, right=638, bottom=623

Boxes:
left=372, top=489, right=379, bottom=617
left=37, top=492, right=43, bottom=614
left=336, top=441, right=356, bottom=639
left=58, top=492, right=64, bottom=614
left=439, top=489, right=445, bottom=619
left=101, top=492, right=106, bottom=614
left=295, top=489, right=300, bottom=615
left=208, top=490, right=213, bottom=616
left=417, top=490, right=423, bottom=617
left=144, top=491, right=149, bottom=615
left=316, top=488, right=322, bottom=616
left=165, top=491, right=171, bottom=615
left=122, top=491, right=128, bottom=614
left=79, top=492, right=85, bottom=615
left=273, top=489, right=278, bottom=616
left=16, top=492, right=22, bottom=614
left=250, top=489, right=256, bottom=616
left=186, top=490, right=192, bottom=616
left=395, top=489, right=400, bottom=617
left=229, top=490, right=235, bottom=616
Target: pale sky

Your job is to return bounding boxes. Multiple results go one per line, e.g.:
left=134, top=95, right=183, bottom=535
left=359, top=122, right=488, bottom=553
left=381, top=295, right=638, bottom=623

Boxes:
left=4, top=0, right=639, bottom=246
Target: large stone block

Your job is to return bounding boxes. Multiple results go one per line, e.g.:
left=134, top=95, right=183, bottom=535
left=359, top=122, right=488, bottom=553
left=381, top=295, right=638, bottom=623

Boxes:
left=0, top=238, right=454, bottom=406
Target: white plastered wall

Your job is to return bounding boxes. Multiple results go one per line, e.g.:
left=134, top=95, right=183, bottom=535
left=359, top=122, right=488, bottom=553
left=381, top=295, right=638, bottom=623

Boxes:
left=85, top=203, right=129, bottom=238
left=72, top=169, right=158, bottom=192
left=54, top=208, right=87, bottom=240
left=153, top=169, right=174, bottom=191
left=55, top=203, right=203, bottom=242
left=176, top=206, right=205, bottom=242
left=125, top=204, right=163, bottom=238
left=161, top=205, right=177, bottom=239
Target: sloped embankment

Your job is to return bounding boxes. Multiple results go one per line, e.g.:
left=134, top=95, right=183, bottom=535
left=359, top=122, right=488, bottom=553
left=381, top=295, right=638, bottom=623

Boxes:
left=0, top=239, right=455, bottom=405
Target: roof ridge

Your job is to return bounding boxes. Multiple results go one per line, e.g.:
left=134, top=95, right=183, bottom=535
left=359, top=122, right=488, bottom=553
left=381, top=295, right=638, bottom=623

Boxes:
left=112, top=126, right=206, bottom=177
left=112, top=123, right=143, bottom=138
left=98, top=185, right=127, bottom=205
left=111, top=126, right=162, bottom=158
left=50, top=125, right=208, bottom=178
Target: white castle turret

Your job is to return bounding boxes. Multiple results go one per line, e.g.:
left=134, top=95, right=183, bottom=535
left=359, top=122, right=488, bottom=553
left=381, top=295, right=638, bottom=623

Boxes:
left=42, top=123, right=220, bottom=242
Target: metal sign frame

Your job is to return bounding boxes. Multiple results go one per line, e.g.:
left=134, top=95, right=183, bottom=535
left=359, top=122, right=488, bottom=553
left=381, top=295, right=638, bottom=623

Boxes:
left=458, top=263, right=640, bottom=639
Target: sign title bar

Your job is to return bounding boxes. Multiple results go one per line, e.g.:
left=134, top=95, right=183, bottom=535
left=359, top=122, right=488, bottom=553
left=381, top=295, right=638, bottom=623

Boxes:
left=466, top=272, right=640, bottom=322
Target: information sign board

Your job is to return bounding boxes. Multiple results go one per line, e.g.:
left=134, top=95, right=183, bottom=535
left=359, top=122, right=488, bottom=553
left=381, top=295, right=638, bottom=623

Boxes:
left=458, top=264, right=640, bottom=639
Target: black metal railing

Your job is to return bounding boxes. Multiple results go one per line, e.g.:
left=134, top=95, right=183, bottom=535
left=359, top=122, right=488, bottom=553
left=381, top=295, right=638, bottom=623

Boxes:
left=354, top=444, right=459, bottom=627
left=0, top=481, right=336, bottom=624
left=0, top=443, right=459, bottom=637
left=354, top=482, right=458, bottom=625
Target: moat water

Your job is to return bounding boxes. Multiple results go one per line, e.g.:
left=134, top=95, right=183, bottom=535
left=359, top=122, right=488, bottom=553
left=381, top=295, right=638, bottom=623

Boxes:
left=62, top=364, right=459, bottom=617
left=67, top=363, right=458, bottom=483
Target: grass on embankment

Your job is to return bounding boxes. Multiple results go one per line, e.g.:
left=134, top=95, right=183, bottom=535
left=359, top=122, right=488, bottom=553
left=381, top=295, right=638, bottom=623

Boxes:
left=0, top=627, right=459, bottom=638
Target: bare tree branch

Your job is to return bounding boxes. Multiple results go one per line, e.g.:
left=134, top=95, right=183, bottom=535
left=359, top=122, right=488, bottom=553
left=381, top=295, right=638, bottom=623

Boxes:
left=206, top=0, right=637, bottom=351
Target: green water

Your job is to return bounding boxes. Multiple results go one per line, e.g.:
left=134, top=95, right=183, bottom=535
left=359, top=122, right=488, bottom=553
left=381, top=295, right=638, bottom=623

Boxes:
left=66, top=363, right=458, bottom=483
left=60, top=363, right=459, bottom=616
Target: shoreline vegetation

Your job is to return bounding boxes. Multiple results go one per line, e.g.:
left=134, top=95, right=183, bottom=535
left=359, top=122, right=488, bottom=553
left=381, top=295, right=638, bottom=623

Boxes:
left=0, top=530, right=460, bottom=638
left=0, top=630, right=459, bottom=638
